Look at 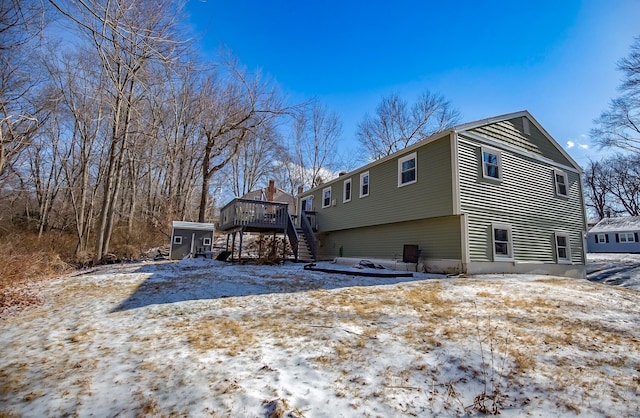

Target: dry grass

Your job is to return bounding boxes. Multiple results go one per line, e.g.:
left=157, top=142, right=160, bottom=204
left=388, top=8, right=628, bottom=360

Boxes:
left=186, top=317, right=257, bottom=355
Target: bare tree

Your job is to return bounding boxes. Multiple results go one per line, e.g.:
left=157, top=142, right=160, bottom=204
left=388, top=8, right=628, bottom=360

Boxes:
left=591, top=36, right=640, bottom=153
left=609, top=154, right=640, bottom=216
left=356, top=90, right=460, bottom=160
left=287, top=102, right=342, bottom=190
left=583, top=154, right=640, bottom=218
left=228, top=121, right=286, bottom=197
left=50, top=0, right=190, bottom=262
left=583, top=160, right=613, bottom=220
left=0, top=0, right=47, bottom=177
left=196, top=58, right=289, bottom=223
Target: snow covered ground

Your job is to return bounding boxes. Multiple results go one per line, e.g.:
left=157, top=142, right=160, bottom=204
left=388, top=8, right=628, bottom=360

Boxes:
left=586, top=252, right=640, bottom=290
left=1, top=255, right=640, bottom=417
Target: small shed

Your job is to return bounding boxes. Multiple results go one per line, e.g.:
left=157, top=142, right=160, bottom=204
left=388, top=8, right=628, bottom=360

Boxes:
left=587, top=216, right=640, bottom=253
left=169, top=221, right=215, bottom=260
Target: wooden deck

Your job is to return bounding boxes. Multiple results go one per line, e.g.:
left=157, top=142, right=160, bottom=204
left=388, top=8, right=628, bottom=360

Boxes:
left=218, top=198, right=291, bottom=233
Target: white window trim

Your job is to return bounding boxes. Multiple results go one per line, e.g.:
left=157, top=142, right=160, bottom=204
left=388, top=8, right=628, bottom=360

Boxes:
left=554, top=232, right=571, bottom=264
left=322, top=187, right=332, bottom=209
left=554, top=169, right=569, bottom=197
left=343, top=178, right=352, bottom=203
left=491, top=223, right=513, bottom=261
left=173, top=236, right=182, bottom=245
left=203, top=237, right=212, bottom=246
left=596, top=233, right=606, bottom=244
left=302, top=196, right=313, bottom=212
left=398, top=152, right=417, bottom=187
left=481, top=147, right=503, bottom=181
left=619, top=232, right=636, bottom=243
left=359, top=171, right=370, bottom=198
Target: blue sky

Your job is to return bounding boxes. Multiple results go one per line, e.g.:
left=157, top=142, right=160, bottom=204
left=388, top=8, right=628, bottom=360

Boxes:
left=186, top=0, right=640, bottom=167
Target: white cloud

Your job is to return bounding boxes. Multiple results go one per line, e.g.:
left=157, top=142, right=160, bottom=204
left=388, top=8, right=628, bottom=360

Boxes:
left=579, top=143, right=590, bottom=150
left=567, top=140, right=575, bottom=149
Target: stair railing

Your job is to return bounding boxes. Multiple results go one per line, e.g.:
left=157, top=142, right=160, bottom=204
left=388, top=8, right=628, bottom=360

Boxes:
left=285, top=212, right=299, bottom=261
left=300, top=210, right=317, bottom=260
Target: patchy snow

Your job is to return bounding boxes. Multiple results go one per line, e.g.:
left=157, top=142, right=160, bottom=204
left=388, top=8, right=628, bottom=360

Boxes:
left=1, top=256, right=640, bottom=417
left=587, top=252, right=640, bottom=290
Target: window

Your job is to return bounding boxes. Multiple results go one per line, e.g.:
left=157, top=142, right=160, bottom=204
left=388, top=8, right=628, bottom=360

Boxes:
left=360, top=171, right=369, bottom=197
left=173, top=236, right=182, bottom=245
left=492, top=224, right=513, bottom=260
left=596, top=233, right=607, bottom=244
left=302, top=196, right=313, bottom=212
left=618, top=232, right=636, bottom=243
left=322, top=187, right=332, bottom=208
left=398, top=152, right=417, bottom=187
left=343, top=178, right=352, bottom=203
left=203, top=237, right=212, bottom=246
left=555, top=233, right=571, bottom=263
left=554, top=170, right=568, bottom=197
left=482, top=147, right=502, bottom=180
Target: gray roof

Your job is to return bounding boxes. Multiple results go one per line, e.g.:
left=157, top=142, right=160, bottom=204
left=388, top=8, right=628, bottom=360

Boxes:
left=589, top=216, right=640, bottom=233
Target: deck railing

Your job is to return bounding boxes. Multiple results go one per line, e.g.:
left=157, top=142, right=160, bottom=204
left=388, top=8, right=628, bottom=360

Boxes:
left=219, top=198, right=290, bottom=231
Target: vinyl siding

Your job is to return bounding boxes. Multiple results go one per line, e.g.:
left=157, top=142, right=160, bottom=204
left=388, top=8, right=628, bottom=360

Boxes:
left=458, top=136, right=585, bottom=264
left=299, top=135, right=454, bottom=232
left=469, top=117, right=574, bottom=167
left=315, top=215, right=462, bottom=260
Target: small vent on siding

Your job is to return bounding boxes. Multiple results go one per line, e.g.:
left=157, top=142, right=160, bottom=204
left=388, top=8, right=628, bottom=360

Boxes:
left=522, top=117, right=531, bottom=135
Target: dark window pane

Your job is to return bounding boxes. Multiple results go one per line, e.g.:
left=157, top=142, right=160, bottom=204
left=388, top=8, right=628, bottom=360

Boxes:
left=494, top=229, right=509, bottom=241
left=495, top=243, right=509, bottom=255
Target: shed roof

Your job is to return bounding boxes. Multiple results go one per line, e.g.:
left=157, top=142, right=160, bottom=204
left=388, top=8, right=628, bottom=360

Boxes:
left=589, top=216, right=640, bottom=233
left=171, top=221, right=215, bottom=231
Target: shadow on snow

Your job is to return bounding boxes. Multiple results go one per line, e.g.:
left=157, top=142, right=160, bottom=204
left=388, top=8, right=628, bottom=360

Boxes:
left=110, top=260, right=437, bottom=313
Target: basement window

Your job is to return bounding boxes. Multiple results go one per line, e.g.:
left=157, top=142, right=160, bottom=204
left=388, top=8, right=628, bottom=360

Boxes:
left=492, top=224, right=513, bottom=261
left=555, top=233, right=571, bottom=263
left=173, top=236, right=182, bottom=245
left=203, top=237, right=212, bottom=246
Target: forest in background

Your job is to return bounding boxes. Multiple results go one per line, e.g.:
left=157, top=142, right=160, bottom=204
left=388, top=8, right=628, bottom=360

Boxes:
left=1, top=0, right=639, bottom=288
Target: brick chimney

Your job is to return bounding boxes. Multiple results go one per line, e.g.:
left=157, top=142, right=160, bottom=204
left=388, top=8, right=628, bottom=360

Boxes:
left=267, top=179, right=276, bottom=202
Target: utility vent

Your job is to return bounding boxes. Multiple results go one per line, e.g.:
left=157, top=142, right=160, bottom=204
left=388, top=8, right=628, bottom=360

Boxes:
left=522, top=117, right=531, bottom=135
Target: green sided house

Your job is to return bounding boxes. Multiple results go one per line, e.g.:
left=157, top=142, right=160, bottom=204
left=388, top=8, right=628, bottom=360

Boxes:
left=297, top=110, right=587, bottom=278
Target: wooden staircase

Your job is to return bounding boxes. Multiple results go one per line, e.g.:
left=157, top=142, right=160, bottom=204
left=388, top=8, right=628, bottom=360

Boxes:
left=296, top=227, right=316, bottom=262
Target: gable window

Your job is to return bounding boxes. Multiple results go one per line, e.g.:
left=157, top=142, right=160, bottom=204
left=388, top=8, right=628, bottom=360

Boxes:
left=173, top=236, right=182, bottom=245
left=343, top=178, right=352, bottom=203
left=322, top=187, right=332, bottom=208
left=596, top=233, right=607, bottom=244
left=398, top=152, right=417, bottom=187
left=360, top=171, right=369, bottom=197
left=554, top=170, right=568, bottom=197
left=555, top=233, right=571, bottom=263
left=481, top=147, right=502, bottom=180
left=618, top=232, right=636, bottom=243
left=492, top=224, right=513, bottom=261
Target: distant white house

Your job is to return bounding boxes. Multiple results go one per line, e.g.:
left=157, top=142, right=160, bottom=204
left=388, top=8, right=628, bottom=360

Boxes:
left=587, top=216, right=640, bottom=253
